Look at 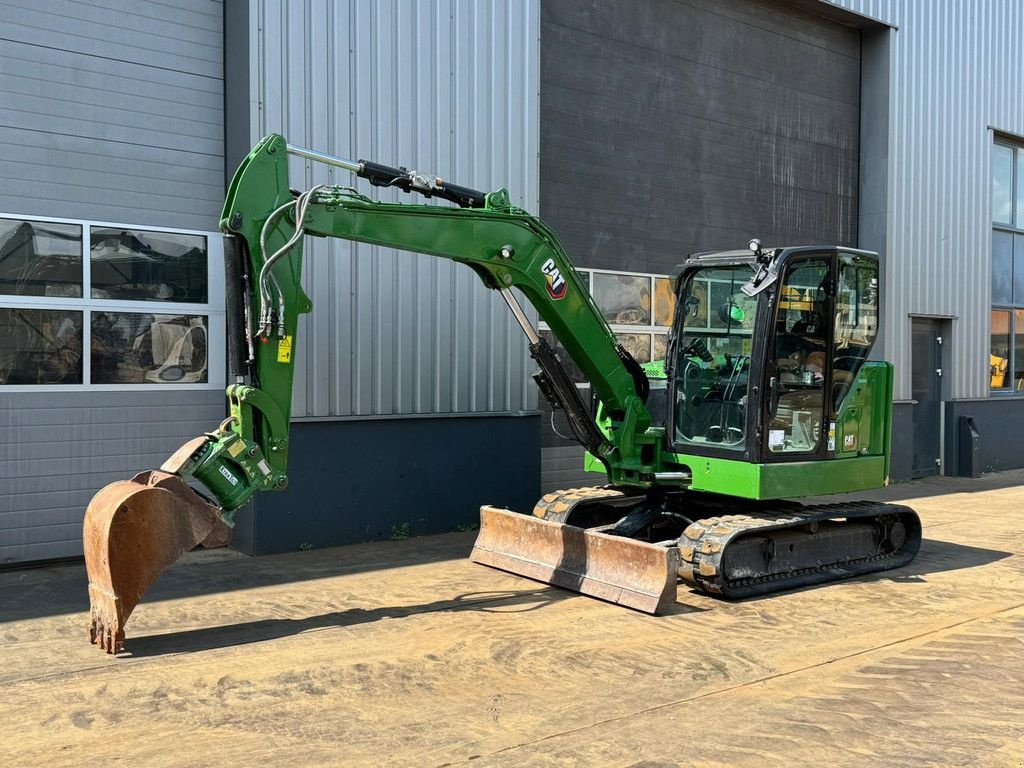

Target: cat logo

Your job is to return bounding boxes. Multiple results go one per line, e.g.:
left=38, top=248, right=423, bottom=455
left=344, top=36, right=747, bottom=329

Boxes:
left=541, top=258, right=567, bottom=300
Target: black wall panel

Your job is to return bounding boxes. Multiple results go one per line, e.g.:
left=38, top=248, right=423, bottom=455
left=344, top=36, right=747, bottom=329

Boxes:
left=540, top=0, right=861, bottom=274
left=233, top=415, right=541, bottom=556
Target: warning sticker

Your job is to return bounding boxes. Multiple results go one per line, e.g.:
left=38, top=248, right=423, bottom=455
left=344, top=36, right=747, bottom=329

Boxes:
left=227, top=440, right=245, bottom=458
left=827, top=421, right=837, bottom=452
left=768, top=429, right=785, bottom=448
left=277, top=335, right=293, bottom=363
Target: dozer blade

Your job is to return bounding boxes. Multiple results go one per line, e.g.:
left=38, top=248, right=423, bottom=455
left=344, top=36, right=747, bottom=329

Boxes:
left=83, top=469, right=230, bottom=653
left=470, top=506, right=680, bottom=614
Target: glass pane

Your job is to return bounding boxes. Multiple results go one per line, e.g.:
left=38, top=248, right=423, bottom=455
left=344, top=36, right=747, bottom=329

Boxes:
left=1018, top=148, right=1024, bottom=228
left=539, top=329, right=585, bottom=383
left=833, top=254, right=879, bottom=410
left=993, top=143, right=1013, bottom=224
left=1015, top=233, right=1024, bottom=304
left=653, top=277, right=676, bottom=327
left=1016, top=310, right=1024, bottom=391
left=991, top=310, right=1011, bottom=389
left=768, top=258, right=830, bottom=454
left=617, top=332, right=651, bottom=363
left=593, top=273, right=651, bottom=325
left=992, top=231, right=1013, bottom=305
left=674, top=265, right=754, bottom=451
left=652, top=333, right=668, bottom=361
left=0, top=308, right=82, bottom=384
left=92, top=312, right=208, bottom=384
left=91, top=228, right=208, bottom=302
left=0, top=218, right=82, bottom=297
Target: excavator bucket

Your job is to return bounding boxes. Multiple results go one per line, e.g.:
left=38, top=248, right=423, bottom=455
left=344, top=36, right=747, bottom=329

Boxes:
left=83, top=468, right=230, bottom=653
left=470, top=506, right=681, bottom=613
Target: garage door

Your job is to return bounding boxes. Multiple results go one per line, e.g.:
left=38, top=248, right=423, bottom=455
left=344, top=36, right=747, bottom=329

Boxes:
left=539, top=0, right=861, bottom=491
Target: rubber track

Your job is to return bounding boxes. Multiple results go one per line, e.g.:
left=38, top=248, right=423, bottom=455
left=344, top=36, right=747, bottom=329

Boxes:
left=678, top=501, right=922, bottom=599
left=532, top=486, right=633, bottom=523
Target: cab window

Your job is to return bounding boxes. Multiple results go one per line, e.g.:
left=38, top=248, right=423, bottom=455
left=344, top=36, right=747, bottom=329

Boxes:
left=766, top=258, right=830, bottom=454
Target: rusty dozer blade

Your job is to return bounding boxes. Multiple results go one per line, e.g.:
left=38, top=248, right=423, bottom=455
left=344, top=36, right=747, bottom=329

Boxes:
left=83, top=469, right=230, bottom=653
left=470, top=506, right=680, bottom=614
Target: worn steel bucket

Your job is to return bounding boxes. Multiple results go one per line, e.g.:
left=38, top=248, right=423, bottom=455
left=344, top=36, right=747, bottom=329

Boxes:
left=83, top=470, right=230, bottom=653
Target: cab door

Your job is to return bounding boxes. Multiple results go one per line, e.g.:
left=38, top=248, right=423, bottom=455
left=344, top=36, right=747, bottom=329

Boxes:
left=762, top=254, right=834, bottom=458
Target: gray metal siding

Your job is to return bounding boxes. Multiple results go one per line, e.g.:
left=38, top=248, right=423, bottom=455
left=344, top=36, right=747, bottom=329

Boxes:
left=0, top=0, right=224, bottom=231
left=0, top=390, right=225, bottom=564
left=0, top=0, right=227, bottom=563
left=831, top=0, right=1024, bottom=400
left=250, top=0, right=541, bottom=419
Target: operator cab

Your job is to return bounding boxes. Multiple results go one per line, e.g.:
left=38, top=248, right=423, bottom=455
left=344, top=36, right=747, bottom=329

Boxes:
left=667, top=245, right=880, bottom=463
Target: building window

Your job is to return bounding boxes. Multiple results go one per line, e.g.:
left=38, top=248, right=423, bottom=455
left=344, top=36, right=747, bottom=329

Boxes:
left=538, top=268, right=677, bottom=383
left=0, top=214, right=224, bottom=389
left=991, top=138, right=1024, bottom=392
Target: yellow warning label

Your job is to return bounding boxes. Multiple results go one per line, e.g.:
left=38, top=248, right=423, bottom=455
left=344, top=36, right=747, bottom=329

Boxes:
left=277, top=335, right=293, bottom=363
left=227, top=440, right=245, bottom=458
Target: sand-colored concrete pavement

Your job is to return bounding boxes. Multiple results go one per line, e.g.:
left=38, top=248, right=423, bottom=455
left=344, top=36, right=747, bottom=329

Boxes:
left=2, top=471, right=1023, bottom=767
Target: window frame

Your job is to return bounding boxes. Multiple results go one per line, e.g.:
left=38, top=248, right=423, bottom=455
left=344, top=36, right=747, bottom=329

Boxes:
left=991, top=137, right=1024, bottom=396
left=0, top=211, right=225, bottom=392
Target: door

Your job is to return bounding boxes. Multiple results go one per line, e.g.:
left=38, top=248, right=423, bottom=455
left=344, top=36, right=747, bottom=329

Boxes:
left=911, top=319, right=943, bottom=477
left=763, top=256, right=832, bottom=458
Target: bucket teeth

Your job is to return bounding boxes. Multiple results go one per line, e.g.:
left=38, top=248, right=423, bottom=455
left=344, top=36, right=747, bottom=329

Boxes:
left=88, top=614, right=124, bottom=654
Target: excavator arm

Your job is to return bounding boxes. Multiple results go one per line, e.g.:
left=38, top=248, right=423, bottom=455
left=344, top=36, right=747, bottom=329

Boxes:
left=84, top=134, right=670, bottom=652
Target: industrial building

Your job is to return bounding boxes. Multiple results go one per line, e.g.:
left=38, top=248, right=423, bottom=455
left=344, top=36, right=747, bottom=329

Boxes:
left=2, top=0, right=1023, bottom=564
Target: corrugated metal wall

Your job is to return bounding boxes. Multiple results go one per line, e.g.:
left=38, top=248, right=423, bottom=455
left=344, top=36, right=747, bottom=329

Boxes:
left=250, top=0, right=541, bottom=418
left=0, top=0, right=224, bottom=231
left=830, top=0, right=1024, bottom=400
left=0, top=0, right=226, bottom=564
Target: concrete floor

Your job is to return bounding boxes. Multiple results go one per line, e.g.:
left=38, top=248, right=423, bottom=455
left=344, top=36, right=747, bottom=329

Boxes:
left=2, top=472, right=1024, bottom=767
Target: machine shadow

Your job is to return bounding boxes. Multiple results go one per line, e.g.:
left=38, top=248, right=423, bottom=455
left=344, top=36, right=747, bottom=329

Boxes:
left=126, top=582, right=707, bottom=658
left=124, top=586, right=569, bottom=657
left=0, top=532, right=483, bottom=624
left=684, top=537, right=1013, bottom=602
left=856, top=538, right=1013, bottom=582
left=808, top=469, right=1024, bottom=504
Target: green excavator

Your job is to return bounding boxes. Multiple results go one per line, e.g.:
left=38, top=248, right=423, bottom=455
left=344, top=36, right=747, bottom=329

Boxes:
left=84, top=135, right=921, bottom=652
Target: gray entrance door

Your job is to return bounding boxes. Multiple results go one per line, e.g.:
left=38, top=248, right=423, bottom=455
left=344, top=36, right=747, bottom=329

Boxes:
left=911, top=319, right=943, bottom=477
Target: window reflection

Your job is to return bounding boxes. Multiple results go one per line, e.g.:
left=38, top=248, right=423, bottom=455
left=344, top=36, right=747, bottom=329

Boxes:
left=767, top=259, right=830, bottom=454
left=653, top=277, right=676, bottom=326
left=991, top=310, right=1010, bottom=389
left=92, top=312, right=208, bottom=384
left=593, top=273, right=651, bottom=325
left=91, top=228, right=207, bottom=303
left=616, top=333, right=651, bottom=363
left=674, top=265, right=754, bottom=450
left=0, top=218, right=82, bottom=298
left=0, top=308, right=82, bottom=384
left=993, top=144, right=1013, bottom=225
left=653, top=333, right=668, bottom=361
left=833, top=254, right=878, bottom=410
